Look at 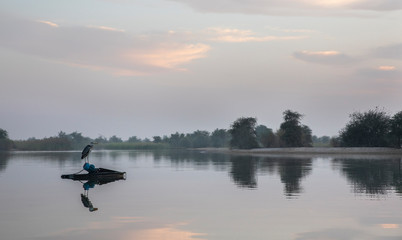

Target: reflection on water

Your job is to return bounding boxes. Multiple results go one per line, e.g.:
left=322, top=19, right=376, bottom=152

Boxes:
left=230, top=155, right=258, bottom=188
left=275, top=157, right=312, bottom=197
left=81, top=181, right=98, bottom=212
left=62, top=173, right=125, bottom=212
left=228, top=156, right=312, bottom=197
left=333, top=158, right=402, bottom=196
left=125, top=223, right=206, bottom=240
left=151, top=150, right=313, bottom=197
left=1, top=150, right=402, bottom=240
left=150, top=150, right=401, bottom=198
left=1, top=150, right=401, bottom=199
left=0, top=152, right=11, bottom=172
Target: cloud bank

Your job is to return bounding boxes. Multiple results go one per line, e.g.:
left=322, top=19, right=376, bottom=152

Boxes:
left=168, top=0, right=402, bottom=15
left=0, top=13, right=309, bottom=75
left=0, top=14, right=210, bottom=76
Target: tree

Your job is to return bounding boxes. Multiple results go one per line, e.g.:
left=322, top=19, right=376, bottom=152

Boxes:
left=390, top=111, right=402, bottom=148
left=94, top=135, right=108, bottom=144
left=279, top=110, right=304, bottom=147
left=330, top=136, right=341, bottom=147
left=229, top=117, right=259, bottom=149
left=301, top=125, right=313, bottom=147
left=153, top=136, right=162, bottom=143
left=0, top=128, right=9, bottom=139
left=169, top=132, right=185, bottom=147
left=0, top=128, right=13, bottom=150
left=211, top=129, right=230, bottom=147
left=67, top=131, right=92, bottom=149
left=179, top=135, right=191, bottom=148
left=109, top=135, right=123, bottom=143
left=58, top=131, right=67, bottom=138
left=127, top=136, right=141, bottom=143
left=340, top=108, right=391, bottom=147
left=255, top=125, right=275, bottom=147
left=188, top=130, right=210, bottom=148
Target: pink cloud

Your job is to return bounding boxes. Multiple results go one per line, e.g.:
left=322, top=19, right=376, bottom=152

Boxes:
left=378, top=65, right=396, bottom=71
left=36, top=20, right=59, bottom=28
left=293, top=50, right=355, bottom=65
left=205, top=28, right=307, bottom=43
left=0, top=14, right=211, bottom=76
left=124, top=43, right=210, bottom=70
left=87, top=25, right=126, bottom=32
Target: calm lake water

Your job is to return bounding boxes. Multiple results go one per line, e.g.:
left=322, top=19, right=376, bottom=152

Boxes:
left=1, top=150, right=402, bottom=240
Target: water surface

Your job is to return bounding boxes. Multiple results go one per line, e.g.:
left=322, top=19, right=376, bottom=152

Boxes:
left=0, top=150, right=401, bottom=240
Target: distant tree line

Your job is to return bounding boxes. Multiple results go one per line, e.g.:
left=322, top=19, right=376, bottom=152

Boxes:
left=312, top=135, right=331, bottom=147
left=10, top=131, right=168, bottom=151
left=151, top=129, right=231, bottom=149
left=227, top=110, right=313, bottom=149
left=10, top=131, right=91, bottom=151
left=147, top=110, right=313, bottom=149
left=2, top=108, right=402, bottom=151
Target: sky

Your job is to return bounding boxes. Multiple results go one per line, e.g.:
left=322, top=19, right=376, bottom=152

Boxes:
left=1, top=0, right=401, bottom=140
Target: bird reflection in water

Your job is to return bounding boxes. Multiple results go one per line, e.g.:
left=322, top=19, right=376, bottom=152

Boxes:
left=81, top=180, right=99, bottom=212
left=64, top=175, right=125, bottom=212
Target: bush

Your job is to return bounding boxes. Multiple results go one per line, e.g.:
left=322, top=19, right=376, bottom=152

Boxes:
left=340, top=108, right=391, bottom=147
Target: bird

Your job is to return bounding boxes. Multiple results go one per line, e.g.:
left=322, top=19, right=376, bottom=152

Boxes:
left=81, top=142, right=97, bottom=163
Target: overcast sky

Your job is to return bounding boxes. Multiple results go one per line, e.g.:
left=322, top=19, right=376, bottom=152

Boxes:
left=1, top=0, right=401, bottom=140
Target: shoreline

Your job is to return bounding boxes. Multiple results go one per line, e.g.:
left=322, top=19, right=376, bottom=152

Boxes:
left=194, top=147, right=402, bottom=156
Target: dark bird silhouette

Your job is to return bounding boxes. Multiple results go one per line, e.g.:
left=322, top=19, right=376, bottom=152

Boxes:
left=81, top=142, right=97, bottom=162
left=81, top=193, right=98, bottom=212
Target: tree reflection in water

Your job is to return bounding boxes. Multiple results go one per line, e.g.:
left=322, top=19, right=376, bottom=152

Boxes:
left=333, top=158, right=402, bottom=196
left=229, top=155, right=313, bottom=197
left=0, top=152, right=11, bottom=173
left=275, top=157, right=312, bottom=198
left=149, top=150, right=314, bottom=197
left=108, top=150, right=402, bottom=198
left=230, top=156, right=258, bottom=188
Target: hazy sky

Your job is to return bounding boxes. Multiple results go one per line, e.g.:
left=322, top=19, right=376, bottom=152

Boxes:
left=1, top=0, right=401, bottom=140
